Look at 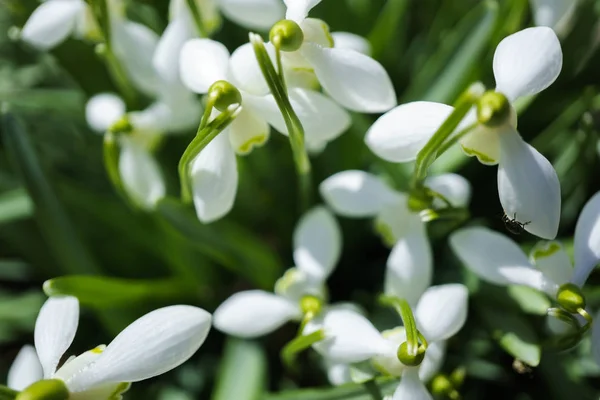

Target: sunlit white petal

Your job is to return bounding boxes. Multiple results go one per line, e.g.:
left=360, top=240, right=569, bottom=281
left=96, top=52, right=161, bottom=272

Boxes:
left=425, top=173, right=472, bottom=208
left=415, top=284, right=468, bottom=342
left=153, top=15, right=196, bottom=84
left=365, top=102, right=453, bottom=162
left=493, top=27, right=562, bottom=101
left=418, top=340, right=446, bottom=383
left=459, top=124, right=501, bottom=165
left=497, top=129, right=561, bottom=239
left=326, top=361, right=352, bottom=386
left=572, top=192, right=600, bottom=286
left=213, top=290, right=301, bottom=338
left=219, top=0, right=285, bottom=30
left=228, top=107, right=270, bottom=154
left=284, top=0, right=322, bottom=22
left=392, top=368, right=433, bottom=400
left=293, top=206, right=341, bottom=282
left=35, top=296, right=79, bottom=378
left=228, top=42, right=272, bottom=96
left=67, top=306, right=211, bottom=390
left=301, top=44, right=396, bottom=113
left=8, top=345, right=43, bottom=390
left=332, top=31, right=371, bottom=55
left=119, top=138, right=165, bottom=210
left=85, top=93, right=126, bottom=133
left=21, top=0, right=85, bottom=50
left=530, top=241, right=572, bottom=286
left=180, top=38, right=230, bottom=94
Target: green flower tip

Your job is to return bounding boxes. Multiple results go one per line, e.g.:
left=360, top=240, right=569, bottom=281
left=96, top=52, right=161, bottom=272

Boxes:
left=209, top=80, right=242, bottom=112
left=270, top=20, right=304, bottom=52
left=300, top=294, right=322, bottom=316
left=557, top=283, right=586, bottom=313
left=476, top=91, right=510, bottom=127
left=397, top=341, right=425, bottom=366
left=431, top=375, right=453, bottom=396
left=16, top=379, right=69, bottom=400
left=108, top=115, right=133, bottom=134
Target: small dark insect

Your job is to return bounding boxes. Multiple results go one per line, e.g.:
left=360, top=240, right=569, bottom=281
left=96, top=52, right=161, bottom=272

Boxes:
left=502, top=212, right=531, bottom=235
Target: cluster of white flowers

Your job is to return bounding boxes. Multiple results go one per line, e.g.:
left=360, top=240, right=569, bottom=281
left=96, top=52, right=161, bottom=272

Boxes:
left=11, top=0, right=598, bottom=399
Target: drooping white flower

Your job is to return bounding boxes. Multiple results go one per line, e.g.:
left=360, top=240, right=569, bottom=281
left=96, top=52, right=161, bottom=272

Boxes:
left=8, top=296, right=211, bottom=397
left=213, top=206, right=341, bottom=337
left=331, top=31, right=372, bottom=55
left=450, top=192, right=600, bottom=295
left=272, top=0, right=396, bottom=112
left=530, top=0, right=579, bottom=37
left=365, top=27, right=562, bottom=239
left=179, top=38, right=351, bottom=154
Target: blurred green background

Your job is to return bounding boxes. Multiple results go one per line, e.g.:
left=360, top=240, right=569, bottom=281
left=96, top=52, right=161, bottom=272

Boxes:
left=0, top=0, right=600, bottom=398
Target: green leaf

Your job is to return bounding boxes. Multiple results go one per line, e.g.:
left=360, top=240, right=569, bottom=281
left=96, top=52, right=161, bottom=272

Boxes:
left=212, top=339, right=267, bottom=400
left=1, top=110, right=100, bottom=274
left=0, top=386, right=17, bottom=400
left=0, top=89, right=85, bottom=116
left=422, top=0, right=498, bottom=103
left=157, top=198, right=281, bottom=289
left=43, top=275, right=198, bottom=309
left=0, top=188, right=33, bottom=224
left=507, top=286, right=551, bottom=315
left=262, top=379, right=398, bottom=400
left=478, top=305, right=541, bottom=367
left=367, top=0, right=409, bottom=59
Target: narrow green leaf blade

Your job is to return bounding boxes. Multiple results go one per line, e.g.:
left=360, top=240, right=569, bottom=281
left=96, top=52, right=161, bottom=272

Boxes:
left=0, top=188, right=33, bottom=224
left=212, top=339, right=267, bottom=400
left=262, top=379, right=397, bottom=400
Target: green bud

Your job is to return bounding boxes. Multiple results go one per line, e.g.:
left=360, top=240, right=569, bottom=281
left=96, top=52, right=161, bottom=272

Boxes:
left=476, top=91, right=511, bottom=127
left=270, top=20, right=304, bottom=52
left=557, top=283, right=586, bottom=313
left=397, top=341, right=425, bottom=366
left=209, top=80, right=242, bottom=112
left=300, top=294, right=322, bottom=316
left=431, top=374, right=453, bottom=396
left=16, top=379, right=69, bottom=400
left=108, top=115, right=133, bottom=134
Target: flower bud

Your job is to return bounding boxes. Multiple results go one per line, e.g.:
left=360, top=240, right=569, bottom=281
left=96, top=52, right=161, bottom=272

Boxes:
left=270, top=20, right=304, bottom=52
left=300, top=294, right=323, bottom=316
left=16, top=379, right=70, bottom=400
left=397, top=341, right=425, bottom=366
left=476, top=91, right=510, bottom=127
left=108, top=115, right=133, bottom=134
left=556, top=283, right=586, bottom=313
left=209, top=80, right=242, bottom=112
left=431, top=374, right=453, bottom=396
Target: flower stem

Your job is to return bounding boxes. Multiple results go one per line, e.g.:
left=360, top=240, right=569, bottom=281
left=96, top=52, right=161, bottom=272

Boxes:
left=281, top=328, right=325, bottom=370
left=185, top=0, right=208, bottom=37
left=103, top=131, right=125, bottom=198
left=379, top=295, right=422, bottom=355
left=178, top=105, right=241, bottom=203
left=412, top=83, right=482, bottom=188
left=250, top=33, right=312, bottom=211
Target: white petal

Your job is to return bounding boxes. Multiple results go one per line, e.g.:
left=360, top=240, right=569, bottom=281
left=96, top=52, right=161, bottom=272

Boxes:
left=244, top=88, right=351, bottom=148
left=332, top=31, right=371, bottom=55
left=219, top=0, right=285, bottom=30
left=213, top=290, right=301, bottom=337
left=119, top=138, right=165, bottom=210
left=425, top=173, right=472, bottom=208
left=20, top=0, right=84, bottom=50
left=592, top=309, right=600, bottom=368
left=8, top=345, right=43, bottom=390
left=529, top=241, right=572, bottom=286
left=415, top=284, right=468, bottom=343
left=228, top=107, right=270, bottom=154
left=85, top=93, right=125, bottom=133
left=153, top=15, right=196, bottom=84
left=319, top=170, right=398, bottom=217
left=497, top=130, right=561, bottom=239
left=530, top=0, right=578, bottom=36
left=112, top=21, right=160, bottom=97
left=572, top=192, right=600, bottom=286
left=180, top=38, right=230, bottom=94
left=384, top=232, right=433, bottom=306
left=190, top=133, right=238, bottom=223
left=34, top=296, right=79, bottom=378
left=392, top=368, right=433, bottom=400
left=301, top=44, right=396, bottom=113
left=311, top=308, right=395, bottom=363
left=284, top=0, right=322, bottom=21
left=293, top=206, right=341, bottom=282
left=376, top=196, right=426, bottom=244
left=459, top=124, right=501, bottom=165
left=228, top=42, right=272, bottom=96
left=326, top=362, right=352, bottom=386
left=418, top=340, right=446, bottom=383
left=493, top=27, right=562, bottom=100
left=55, top=346, right=104, bottom=383
left=365, top=102, right=453, bottom=163
left=67, top=306, right=211, bottom=390
left=450, top=227, right=559, bottom=294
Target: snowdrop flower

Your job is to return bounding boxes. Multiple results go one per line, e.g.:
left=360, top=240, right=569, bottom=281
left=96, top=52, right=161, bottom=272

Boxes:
left=7, top=296, right=211, bottom=398
left=213, top=206, right=341, bottom=337
left=21, top=0, right=161, bottom=97
left=85, top=89, right=200, bottom=210
left=530, top=0, right=579, bottom=37
left=450, top=191, right=600, bottom=305
left=307, top=284, right=468, bottom=400
left=366, top=27, right=562, bottom=239
left=331, top=31, right=372, bottom=55
left=180, top=38, right=351, bottom=154
left=267, top=0, right=396, bottom=112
